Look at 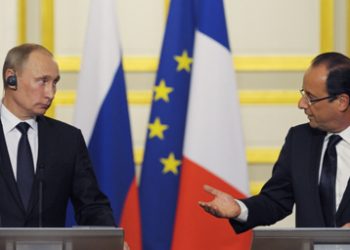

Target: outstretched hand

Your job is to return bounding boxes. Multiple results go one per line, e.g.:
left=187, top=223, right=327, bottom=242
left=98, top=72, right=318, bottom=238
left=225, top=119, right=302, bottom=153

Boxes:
left=123, top=241, right=130, bottom=250
left=198, top=185, right=241, bottom=219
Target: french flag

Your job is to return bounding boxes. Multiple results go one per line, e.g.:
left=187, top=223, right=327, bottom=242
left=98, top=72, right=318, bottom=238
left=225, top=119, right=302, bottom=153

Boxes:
left=74, top=0, right=141, bottom=249
left=171, top=0, right=252, bottom=248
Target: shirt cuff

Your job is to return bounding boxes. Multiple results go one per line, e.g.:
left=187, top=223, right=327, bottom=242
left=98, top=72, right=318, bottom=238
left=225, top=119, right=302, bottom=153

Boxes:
left=234, top=199, right=248, bottom=222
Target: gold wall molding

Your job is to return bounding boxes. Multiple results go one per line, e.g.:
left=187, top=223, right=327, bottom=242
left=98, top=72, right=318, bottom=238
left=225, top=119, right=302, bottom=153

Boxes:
left=320, top=0, right=334, bottom=52
left=56, top=55, right=314, bottom=73
left=134, top=147, right=280, bottom=167
left=49, top=90, right=300, bottom=108
left=40, top=0, right=54, bottom=52
left=127, top=90, right=301, bottom=105
left=17, top=0, right=26, bottom=44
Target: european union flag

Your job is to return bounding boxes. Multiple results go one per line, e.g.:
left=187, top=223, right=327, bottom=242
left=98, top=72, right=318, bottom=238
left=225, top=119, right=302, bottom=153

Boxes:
left=139, top=0, right=196, bottom=249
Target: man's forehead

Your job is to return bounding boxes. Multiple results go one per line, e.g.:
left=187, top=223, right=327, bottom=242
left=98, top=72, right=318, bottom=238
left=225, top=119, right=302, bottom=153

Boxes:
left=21, top=50, right=58, bottom=71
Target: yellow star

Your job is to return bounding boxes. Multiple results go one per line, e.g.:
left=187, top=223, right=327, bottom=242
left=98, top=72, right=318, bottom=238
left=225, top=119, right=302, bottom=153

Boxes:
left=148, top=117, right=168, bottom=139
left=161, top=152, right=181, bottom=175
left=174, top=50, right=193, bottom=72
left=154, top=79, right=173, bottom=102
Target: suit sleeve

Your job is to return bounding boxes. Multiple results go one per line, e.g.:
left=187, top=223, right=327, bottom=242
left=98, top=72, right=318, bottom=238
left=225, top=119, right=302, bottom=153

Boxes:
left=70, top=130, right=116, bottom=226
left=230, top=127, right=296, bottom=233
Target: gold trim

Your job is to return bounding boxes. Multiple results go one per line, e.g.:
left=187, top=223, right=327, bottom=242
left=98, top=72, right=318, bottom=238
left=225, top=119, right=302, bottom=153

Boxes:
left=164, top=0, right=170, bottom=20
left=134, top=147, right=279, bottom=166
left=40, top=0, right=54, bottom=52
left=127, top=90, right=300, bottom=105
left=250, top=182, right=264, bottom=195
left=56, top=55, right=313, bottom=72
left=128, top=91, right=153, bottom=104
left=320, top=0, right=334, bottom=52
left=246, top=147, right=280, bottom=164
left=56, top=56, right=81, bottom=72
left=52, top=90, right=300, bottom=106
left=239, top=90, right=299, bottom=104
left=17, top=0, right=26, bottom=44
left=234, top=56, right=312, bottom=71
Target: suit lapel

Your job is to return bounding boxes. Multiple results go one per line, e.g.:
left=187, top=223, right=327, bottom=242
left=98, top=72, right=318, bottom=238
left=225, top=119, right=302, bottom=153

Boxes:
left=0, top=120, right=26, bottom=211
left=309, top=130, right=325, bottom=193
left=308, top=129, right=326, bottom=222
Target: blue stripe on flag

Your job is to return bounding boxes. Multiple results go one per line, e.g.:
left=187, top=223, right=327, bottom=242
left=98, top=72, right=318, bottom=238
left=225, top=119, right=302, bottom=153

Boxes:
left=197, top=0, right=230, bottom=50
left=88, top=64, right=134, bottom=225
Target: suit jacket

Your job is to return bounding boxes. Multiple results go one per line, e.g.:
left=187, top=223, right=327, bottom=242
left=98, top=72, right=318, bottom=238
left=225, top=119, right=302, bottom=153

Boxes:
left=0, top=115, right=115, bottom=227
left=231, top=123, right=350, bottom=233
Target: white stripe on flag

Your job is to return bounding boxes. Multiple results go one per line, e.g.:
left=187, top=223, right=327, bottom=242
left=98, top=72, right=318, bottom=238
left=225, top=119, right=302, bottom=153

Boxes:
left=183, top=31, right=249, bottom=195
left=74, top=0, right=121, bottom=141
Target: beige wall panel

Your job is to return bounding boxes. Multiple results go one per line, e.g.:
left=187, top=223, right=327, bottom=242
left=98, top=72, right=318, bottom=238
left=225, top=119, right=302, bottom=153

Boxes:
left=129, top=105, right=152, bottom=148
left=242, top=105, right=307, bottom=146
left=54, top=0, right=89, bottom=55
left=225, top=0, right=319, bottom=54
left=117, top=0, right=165, bottom=55
left=236, top=71, right=304, bottom=90
left=334, top=0, right=348, bottom=53
left=0, top=0, right=17, bottom=69
left=54, top=0, right=165, bottom=56
left=26, top=0, right=41, bottom=43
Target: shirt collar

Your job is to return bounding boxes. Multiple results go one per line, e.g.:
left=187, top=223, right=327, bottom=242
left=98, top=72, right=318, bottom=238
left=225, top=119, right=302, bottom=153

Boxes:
left=326, top=126, right=350, bottom=145
left=0, top=103, right=38, bottom=134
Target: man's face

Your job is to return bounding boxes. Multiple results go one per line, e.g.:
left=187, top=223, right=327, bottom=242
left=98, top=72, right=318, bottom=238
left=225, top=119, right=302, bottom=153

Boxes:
left=7, top=50, right=60, bottom=119
left=298, top=64, right=340, bottom=132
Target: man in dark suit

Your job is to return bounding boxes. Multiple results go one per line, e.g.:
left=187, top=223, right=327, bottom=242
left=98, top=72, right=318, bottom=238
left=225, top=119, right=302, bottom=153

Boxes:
left=1, top=43, right=115, bottom=227
left=199, top=52, right=350, bottom=232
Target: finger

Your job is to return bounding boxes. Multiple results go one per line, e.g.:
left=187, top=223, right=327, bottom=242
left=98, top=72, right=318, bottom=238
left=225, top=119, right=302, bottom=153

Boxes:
left=203, top=184, right=221, bottom=196
left=199, top=203, right=220, bottom=216
left=198, top=201, right=206, bottom=207
left=342, top=223, right=350, bottom=228
left=123, top=242, right=130, bottom=250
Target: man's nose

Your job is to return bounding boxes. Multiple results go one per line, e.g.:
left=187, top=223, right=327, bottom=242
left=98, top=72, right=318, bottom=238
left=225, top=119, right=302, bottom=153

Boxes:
left=45, top=82, right=56, bottom=99
left=298, top=96, right=309, bottom=109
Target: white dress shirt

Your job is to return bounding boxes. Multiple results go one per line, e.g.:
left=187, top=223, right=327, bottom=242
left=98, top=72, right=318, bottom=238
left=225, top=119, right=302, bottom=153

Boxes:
left=236, top=126, right=350, bottom=222
left=321, top=127, right=350, bottom=210
left=0, top=104, right=38, bottom=179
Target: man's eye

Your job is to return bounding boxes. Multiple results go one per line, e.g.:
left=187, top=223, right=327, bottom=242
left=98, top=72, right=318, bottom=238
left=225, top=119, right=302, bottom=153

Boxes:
left=38, top=78, right=48, bottom=84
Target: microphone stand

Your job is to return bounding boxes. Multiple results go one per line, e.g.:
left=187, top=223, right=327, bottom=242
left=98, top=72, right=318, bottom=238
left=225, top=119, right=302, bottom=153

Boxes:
left=38, top=164, right=45, bottom=227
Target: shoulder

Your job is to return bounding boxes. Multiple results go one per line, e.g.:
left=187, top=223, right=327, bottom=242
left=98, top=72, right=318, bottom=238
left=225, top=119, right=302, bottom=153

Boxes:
left=37, top=115, right=81, bottom=134
left=286, top=123, right=326, bottom=141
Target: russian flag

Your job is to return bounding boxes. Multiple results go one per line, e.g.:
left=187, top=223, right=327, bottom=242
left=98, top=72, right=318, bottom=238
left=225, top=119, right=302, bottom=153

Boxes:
left=140, top=0, right=252, bottom=249
left=74, top=0, right=141, bottom=249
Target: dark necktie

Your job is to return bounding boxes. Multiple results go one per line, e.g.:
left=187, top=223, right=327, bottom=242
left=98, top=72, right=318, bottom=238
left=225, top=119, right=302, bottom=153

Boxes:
left=319, top=134, right=342, bottom=227
left=16, top=122, right=34, bottom=210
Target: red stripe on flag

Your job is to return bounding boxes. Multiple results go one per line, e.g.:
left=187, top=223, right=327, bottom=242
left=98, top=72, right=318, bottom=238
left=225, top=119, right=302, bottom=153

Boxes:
left=120, top=178, right=142, bottom=250
left=172, top=157, right=252, bottom=250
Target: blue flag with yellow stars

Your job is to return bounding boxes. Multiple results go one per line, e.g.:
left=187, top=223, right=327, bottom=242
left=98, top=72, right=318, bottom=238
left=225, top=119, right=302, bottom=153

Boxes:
left=139, top=0, right=195, bottom=249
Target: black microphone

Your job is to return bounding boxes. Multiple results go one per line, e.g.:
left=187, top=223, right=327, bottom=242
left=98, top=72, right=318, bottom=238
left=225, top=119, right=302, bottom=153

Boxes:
left=37, top=163, right=45, bottom=227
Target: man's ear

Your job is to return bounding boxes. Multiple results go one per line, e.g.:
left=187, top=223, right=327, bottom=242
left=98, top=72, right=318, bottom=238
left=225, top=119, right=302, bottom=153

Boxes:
left=5, top=69, right=17, bottom=90
left=337, top=94, right=350, bottom=111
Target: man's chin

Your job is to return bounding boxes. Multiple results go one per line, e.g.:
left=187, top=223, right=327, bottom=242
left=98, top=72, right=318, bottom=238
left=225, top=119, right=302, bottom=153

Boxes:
left=35, top=107, right=49, bottom=116
left=308, top=121, right=318, bottom=129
